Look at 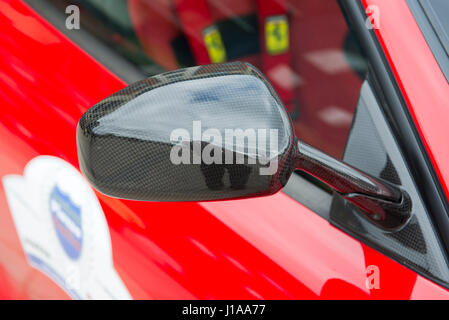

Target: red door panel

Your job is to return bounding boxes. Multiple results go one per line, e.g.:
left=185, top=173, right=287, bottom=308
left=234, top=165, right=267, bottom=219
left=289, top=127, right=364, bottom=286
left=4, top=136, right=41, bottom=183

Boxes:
left=0, top=0, right=447, bottom=299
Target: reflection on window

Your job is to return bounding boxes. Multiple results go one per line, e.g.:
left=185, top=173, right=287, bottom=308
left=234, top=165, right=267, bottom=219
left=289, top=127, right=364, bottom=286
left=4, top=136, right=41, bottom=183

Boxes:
left=47, top=0, right=368, bottom=159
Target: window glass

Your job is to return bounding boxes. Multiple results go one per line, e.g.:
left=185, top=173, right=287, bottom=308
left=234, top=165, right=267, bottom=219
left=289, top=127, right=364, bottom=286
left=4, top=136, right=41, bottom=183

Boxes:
left=47, top=0, right=368, bottom=159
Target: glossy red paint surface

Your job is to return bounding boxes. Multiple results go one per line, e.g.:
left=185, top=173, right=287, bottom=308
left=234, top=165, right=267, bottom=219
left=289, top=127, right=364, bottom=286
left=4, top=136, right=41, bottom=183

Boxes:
left=362, top=0, right=449, bottom=202
left=0, top=0, right=447, bottom=299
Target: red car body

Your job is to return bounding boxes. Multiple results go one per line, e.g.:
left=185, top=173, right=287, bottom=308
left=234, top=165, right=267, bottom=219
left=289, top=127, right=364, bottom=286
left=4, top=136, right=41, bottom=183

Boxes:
left=0, top=0, right=448, bottom=299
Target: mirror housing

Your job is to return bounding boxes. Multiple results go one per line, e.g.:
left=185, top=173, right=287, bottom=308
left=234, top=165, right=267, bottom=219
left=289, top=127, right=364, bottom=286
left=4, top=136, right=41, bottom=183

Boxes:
left=77, top=62, right=296, bottom=201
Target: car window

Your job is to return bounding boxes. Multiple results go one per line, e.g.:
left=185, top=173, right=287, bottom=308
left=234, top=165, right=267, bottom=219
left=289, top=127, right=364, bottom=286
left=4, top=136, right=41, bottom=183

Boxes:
left=42, top=0, right=368, bottom=160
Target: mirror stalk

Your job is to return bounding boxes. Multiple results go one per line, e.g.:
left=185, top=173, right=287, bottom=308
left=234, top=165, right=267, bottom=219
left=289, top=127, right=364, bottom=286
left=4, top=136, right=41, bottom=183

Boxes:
left=296, top=140, right=411, bottom=229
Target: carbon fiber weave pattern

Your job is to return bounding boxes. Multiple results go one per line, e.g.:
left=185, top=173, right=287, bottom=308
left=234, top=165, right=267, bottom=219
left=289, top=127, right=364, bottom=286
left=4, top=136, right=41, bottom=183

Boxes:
left=77, top=62, right=296, bottom=201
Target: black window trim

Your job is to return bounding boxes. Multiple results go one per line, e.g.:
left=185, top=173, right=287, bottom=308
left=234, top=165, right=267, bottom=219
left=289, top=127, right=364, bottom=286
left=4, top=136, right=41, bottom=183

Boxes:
left=339, top=0, right=449, bottom=285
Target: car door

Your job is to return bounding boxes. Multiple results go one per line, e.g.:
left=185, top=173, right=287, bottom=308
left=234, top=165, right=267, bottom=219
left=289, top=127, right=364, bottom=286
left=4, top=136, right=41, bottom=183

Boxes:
left=0, top=0, right=448, bottom=299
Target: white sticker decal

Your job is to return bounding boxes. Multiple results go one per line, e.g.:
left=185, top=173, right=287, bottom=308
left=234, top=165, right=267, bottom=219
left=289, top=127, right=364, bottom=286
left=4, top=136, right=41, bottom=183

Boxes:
left=2, top=156, right=132, bottom=300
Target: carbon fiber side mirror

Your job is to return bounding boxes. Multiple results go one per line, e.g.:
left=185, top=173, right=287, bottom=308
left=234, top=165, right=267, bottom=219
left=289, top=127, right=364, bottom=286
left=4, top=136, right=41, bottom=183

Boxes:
left=77, top=62, right=410, bottom=229
left=77, top=62, right=296, bottom=201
